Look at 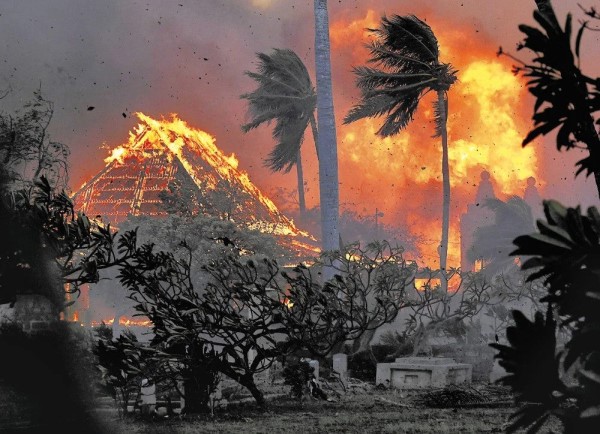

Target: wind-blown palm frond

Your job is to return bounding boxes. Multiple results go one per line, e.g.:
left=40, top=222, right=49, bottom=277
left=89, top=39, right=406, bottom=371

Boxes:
left=241, top=49, right=316, bottom=173
left=343, top=15, right=456, bottom=137
left=371, top=15, right=439, bottom=63
left=241, top=49, right=317, bottom=213
left=266, top=114, right=308, bottom=172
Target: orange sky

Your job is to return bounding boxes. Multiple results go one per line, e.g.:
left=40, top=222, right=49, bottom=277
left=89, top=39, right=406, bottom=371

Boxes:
left=2, top=0, right=598, bottom=266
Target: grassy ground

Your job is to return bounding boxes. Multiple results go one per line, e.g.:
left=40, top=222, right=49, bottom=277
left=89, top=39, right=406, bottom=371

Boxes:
left=2, top=376, right=563, bottom=433
left=97, top=383, right=562, bottom=434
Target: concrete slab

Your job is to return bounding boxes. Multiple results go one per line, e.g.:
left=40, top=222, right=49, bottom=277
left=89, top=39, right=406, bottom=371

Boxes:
left=376, top=357, right=472, bottom=389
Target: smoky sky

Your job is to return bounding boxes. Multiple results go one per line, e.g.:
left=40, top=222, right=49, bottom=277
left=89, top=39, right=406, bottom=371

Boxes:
left=1, top=0, right=598, bottom=213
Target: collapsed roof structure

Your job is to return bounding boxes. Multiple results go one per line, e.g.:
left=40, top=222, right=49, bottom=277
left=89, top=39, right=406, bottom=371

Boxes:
left=72, top=113, right=309, bottom=240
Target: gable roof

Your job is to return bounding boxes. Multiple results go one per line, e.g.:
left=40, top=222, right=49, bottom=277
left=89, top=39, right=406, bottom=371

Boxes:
left=72, top=113, right=304, bottom=238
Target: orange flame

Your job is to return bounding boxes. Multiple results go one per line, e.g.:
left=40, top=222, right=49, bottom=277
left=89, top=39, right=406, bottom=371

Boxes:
left=330, top=11, right=540, bottom=268
left=282, top=297, right=294, bottom=309
left=91, top=317, right=152, bottom=327
left=101, top=112, right=308, bottom=237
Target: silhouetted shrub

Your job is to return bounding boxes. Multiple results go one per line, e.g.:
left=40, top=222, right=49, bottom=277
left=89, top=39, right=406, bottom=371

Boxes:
left=348, top=351, right=376, bottom=382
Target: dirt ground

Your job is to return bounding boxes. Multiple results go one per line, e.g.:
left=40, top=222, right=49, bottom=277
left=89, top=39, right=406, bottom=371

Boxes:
left=98, top=382, right=563, bottom=434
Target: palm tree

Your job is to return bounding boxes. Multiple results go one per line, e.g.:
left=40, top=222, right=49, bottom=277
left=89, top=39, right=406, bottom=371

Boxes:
left=468, top=196, right=535, bottom=278
left=241, top=49, right=318, bottom=215
left=314, top=0, right=340, bottom=254
left=344, top=14, right=456, bottom=290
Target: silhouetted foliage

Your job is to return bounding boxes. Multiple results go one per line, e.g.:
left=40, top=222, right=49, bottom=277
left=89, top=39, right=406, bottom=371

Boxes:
left=0, top=90, right=69, bottom=191
left=0, top=176, right=130, bottom=308
left=283, top=360, right=314, bottom=400
left=94, top=325, right=147, bottom=416
left=491, top=200, right=600, bottom=433
left=241, top=48, right=317, bottom=214
left=405, top=270, right=497, bottom=355
left=344, top=15, right=456, bottom=135
left=500, top=0, right=600, bottom=197
left=115, top=235, right=411, bottom=407
left=0, top=95, right=119, bottom=432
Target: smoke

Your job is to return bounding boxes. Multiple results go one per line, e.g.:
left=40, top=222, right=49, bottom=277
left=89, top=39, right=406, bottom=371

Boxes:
left=1, top=0, right=598, bottom=266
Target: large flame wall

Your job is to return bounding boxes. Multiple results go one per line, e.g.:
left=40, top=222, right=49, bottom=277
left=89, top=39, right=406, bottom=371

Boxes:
left=328, top=11, right=539, bottom=266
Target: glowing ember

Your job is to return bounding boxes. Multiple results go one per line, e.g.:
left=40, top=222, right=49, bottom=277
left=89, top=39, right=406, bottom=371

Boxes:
left=105, top=146, right=128, bottom=165
left=282, top=297, right=294, bottom=309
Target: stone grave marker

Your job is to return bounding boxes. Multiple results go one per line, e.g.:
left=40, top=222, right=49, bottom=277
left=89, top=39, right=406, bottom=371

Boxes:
left=333, top=353, right=348, bottom=386
left=308, top=359, right=319, bottom=380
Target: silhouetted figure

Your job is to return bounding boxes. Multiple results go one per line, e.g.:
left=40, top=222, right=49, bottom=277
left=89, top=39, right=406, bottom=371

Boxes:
left=475, top=170, right=496, bottom=203
left=460, top=171, right=497, bottom=271
left=523, top=176, right=543, bottom=219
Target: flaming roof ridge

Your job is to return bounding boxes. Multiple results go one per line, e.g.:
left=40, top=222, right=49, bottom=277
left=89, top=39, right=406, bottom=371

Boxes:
left=72, top=112, right=310, bottom=240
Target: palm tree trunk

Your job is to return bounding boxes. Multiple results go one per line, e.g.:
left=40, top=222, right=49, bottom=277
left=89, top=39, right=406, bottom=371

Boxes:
left=438, top=90, right=450, bottom=293
left=309, top=113, right=319, bottom=159
left=296, top=151, right=306, bottom=215
left=314, top=0, right=340, bottom=257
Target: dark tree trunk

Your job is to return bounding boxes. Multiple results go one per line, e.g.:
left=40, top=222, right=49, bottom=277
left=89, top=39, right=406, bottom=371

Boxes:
left=351, top=328, right=377, bottom=354
left=182, top=378, right=211, bottom=414
left=239, top=375, right=265, bottom=407
left=438, top=90, right=450, bottom=294
left=309, top=113, right=319, bottom=159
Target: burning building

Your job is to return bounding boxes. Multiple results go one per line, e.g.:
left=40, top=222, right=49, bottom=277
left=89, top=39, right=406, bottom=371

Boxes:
left=69, top=113, right=319, bottom=325
left=72, top=113, right=308, bottom=234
